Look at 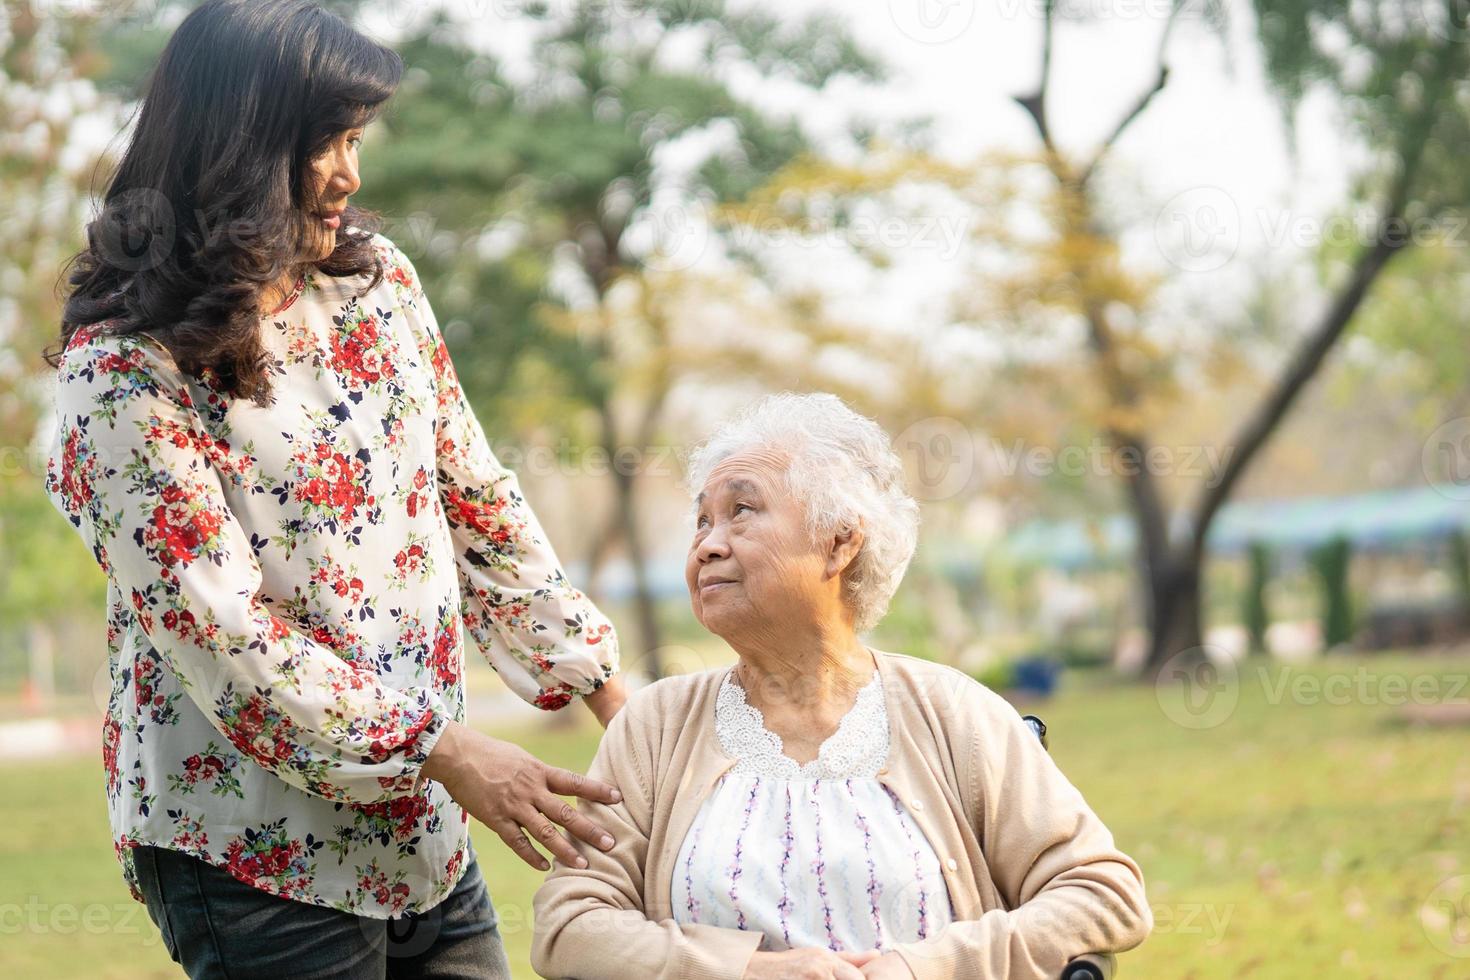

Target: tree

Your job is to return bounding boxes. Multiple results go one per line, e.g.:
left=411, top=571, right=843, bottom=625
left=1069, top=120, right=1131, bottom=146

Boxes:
left=351, top=1, right=886, bottom=676
left=715, top=0, right=1470, bottom=676
left=1013, top=0, right=1469, bottom=673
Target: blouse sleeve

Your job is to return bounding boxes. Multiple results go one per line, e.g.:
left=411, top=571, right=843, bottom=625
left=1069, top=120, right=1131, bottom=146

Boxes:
left=379, top=237, right=620, bottom=710
left=888, top=684, right=1153, bottom=980
left=43, top=332, right=449, bottom=805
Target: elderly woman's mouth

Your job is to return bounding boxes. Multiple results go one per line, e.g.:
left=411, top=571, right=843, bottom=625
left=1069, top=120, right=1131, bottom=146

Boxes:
left=699, top=577, right=738, bottom=593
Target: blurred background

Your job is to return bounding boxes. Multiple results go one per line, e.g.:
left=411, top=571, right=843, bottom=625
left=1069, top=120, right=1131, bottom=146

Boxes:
left=3, top=0, right=1469, bottom=976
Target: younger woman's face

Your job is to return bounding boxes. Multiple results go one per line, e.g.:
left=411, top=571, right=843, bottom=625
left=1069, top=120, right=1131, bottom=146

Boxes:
left=304, top=128, right=363, bottom=261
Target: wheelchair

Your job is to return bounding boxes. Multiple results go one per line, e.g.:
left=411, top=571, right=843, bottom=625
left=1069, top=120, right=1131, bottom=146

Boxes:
left=1021, top=713, right=1118, bottom=980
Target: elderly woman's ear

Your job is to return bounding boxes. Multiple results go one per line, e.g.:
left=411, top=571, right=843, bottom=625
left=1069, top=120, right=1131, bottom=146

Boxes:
left=826, top=523, right=865, bottom=581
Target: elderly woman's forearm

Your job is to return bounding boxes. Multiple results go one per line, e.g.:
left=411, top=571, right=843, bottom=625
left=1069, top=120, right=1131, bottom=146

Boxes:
left=889, top=856, right=1151, bottom=980
left=530, top=900, right=763, bottom=980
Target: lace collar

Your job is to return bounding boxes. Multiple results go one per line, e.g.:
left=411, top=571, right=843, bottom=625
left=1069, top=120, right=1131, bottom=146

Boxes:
left=714, top=666, right=890, bottom=779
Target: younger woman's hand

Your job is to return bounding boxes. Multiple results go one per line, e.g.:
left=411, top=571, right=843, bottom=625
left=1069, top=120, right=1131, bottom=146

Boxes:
left=421, top=720, right=620, bottom=870
left=740, top=948, right=881, bottom=980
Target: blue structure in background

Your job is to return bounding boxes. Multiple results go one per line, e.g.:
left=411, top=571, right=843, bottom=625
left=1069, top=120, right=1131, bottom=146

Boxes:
left=1003, top=485, right=1470, bottom=570
left=1012, top=655, right=1062, bottom=697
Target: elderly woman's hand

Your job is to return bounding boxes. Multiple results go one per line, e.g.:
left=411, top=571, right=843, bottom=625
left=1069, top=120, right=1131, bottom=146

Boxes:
left=741, top=948, right=881, bottom=980
left=859, top=952, right=915, bottom=979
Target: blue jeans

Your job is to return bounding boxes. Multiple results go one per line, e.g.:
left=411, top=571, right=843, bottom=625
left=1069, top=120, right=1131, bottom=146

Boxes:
left=132, top=843, right=512, bottom=980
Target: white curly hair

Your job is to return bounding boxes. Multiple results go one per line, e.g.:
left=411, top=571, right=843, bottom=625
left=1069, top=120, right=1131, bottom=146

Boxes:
left=684, top=392, right=920, bottom=633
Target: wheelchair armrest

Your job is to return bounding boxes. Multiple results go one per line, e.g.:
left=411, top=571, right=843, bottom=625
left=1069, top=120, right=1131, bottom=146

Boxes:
left=1060, top=953, right=1115, bottom=980
left=1021, top=713, right=1049, bottom=751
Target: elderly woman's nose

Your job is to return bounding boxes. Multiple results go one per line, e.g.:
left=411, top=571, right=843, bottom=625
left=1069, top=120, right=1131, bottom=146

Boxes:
left=695, top=527, right=731, bottom=563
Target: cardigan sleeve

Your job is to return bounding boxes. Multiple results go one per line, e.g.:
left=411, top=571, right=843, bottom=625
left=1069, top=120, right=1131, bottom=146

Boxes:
left=377, top=236, right=620, bottom=710
left=43, top=331, right=449, bottom=804
left=888, top=683, right=1153, bottom=980
left=531, top=691, right=763, bottom=980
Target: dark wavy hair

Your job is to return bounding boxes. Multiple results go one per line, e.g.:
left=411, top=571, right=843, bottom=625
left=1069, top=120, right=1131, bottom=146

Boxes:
left=46, top=0, right=403, bottom=406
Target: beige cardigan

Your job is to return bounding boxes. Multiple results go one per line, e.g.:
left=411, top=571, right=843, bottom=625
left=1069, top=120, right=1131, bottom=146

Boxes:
left=531, top=650, right=1152, bottom=980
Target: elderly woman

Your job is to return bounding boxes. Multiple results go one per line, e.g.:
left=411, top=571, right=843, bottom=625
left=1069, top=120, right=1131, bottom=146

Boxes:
left=532, top=393, right=1151, bottom=980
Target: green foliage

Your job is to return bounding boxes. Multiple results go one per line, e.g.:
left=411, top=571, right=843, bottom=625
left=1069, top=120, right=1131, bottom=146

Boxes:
left=0, top=481, right=108, bottom=624
left=1251, top=0, right=1469, bottom=212
left=345, top=2, right=885, bottom=443
left=1308, top=535, right=1355, bottom=649
left=363, top=2, right=887, bottom=666
left=1244, top=540, right=1271, bottom=654
left=1450, top=528, right=1470, bottom=612
left=867, top=583, right=948, bottom=666
left=972, top=658, right=1016, bottom=692
left=1337, top=242, right=1470, bottom=408
left=1041, top=638, right=1114, bottom=670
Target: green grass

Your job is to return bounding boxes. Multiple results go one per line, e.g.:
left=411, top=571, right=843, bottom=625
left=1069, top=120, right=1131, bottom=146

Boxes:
left=3, top=652, right=1467, bottom=978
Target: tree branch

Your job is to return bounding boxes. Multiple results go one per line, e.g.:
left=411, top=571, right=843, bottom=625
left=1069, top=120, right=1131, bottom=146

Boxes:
left=1189, top=189, right=1414, bottom=558
left=1077, top=2, right=1180, bottom=188
left=1077, top=63, right=1169, bottom=188
left=1188, top=21, right=1456, bottom=558
left=1012, top=0, right=1058, bottom=159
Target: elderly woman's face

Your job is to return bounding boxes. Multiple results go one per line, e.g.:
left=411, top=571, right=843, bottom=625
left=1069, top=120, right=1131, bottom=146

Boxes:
left=685, top=449, right=834, bottom=638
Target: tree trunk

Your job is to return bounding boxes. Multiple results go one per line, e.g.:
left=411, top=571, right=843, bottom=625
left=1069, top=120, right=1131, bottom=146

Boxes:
left=1011, top=0, right=1435, bottom=683
left=597, top=400, right=665, bottom=680
left=1144, top=553, right=1205, bottom=677
left=581, top=510, right=621, bottom=602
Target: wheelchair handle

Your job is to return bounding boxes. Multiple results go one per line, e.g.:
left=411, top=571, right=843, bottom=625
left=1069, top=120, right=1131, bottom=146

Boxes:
left=1060, top=952, right=1115, bottom=980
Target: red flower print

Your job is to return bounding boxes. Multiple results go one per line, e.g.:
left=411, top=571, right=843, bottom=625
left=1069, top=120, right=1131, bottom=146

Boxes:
left=533, top=686, right=573, bottom=711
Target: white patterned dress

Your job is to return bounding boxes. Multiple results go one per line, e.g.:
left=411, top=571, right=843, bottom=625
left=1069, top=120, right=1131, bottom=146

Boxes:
left=671, top=669, right=955, bottom=952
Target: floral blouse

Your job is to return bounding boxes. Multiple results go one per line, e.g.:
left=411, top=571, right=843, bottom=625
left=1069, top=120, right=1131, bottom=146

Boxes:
left=671, top=668, right=955, bottom=952
left=42, top=232, right=619, bottom=918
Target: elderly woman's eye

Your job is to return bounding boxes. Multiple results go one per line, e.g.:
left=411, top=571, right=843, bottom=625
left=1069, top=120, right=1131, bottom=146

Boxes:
left=734, top=502, right=753, bottom=515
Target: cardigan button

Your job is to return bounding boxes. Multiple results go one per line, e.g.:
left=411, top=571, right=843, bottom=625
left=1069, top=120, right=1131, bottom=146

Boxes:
left=945, top=857, right=958, bottom=872
left=911, top=800, right=923, bottom=811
